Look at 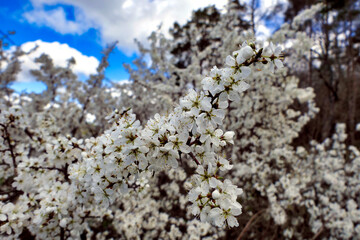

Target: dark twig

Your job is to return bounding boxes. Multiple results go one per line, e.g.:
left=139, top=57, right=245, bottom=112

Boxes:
left=237, top=209, right=266, bottom=240
left=311, top=226, right=324, bottom=240
left=189, top=152, right=200, bottom=165
left=30, top=163, right=69, bottom=181
left=1, top=123, right=17, bottom=175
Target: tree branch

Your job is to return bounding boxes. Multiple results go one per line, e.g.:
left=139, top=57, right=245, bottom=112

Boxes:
left=237, top=209, right=266, bottom=240
left=1, top=123, right=17, bottom=175
left=311, top=226, right=324, bottom=240
left=189, top=152, right=200, bottom=165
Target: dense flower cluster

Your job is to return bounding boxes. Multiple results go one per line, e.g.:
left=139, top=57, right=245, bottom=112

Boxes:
left=299, top=124, right=360, bottom=239
left=0, top=42, right=284, bottom=239
left=118, top=3, right=360, bottom=239
left=70, top=42, right=283, bottom=226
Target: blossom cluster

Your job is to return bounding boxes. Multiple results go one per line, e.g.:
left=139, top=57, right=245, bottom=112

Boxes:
left=69, top=41, right=284, bottom=227
left=0, top=42, right=284, bottom=239
left=105, top=3, right=359, bottom=238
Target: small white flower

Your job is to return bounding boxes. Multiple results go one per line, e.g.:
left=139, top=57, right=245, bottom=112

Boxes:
left=199, top=125, right=223, bottom=147
left=189, top=186, right=203, bottom=202
left=212, top=189, right=221, bottom=199
left=217, top=157, right=233, bottom=171
left=202, top=66, right=226, bottom=96
left=265, top=42, right=283, bottom=73
left=59, top=218, right=67, bottom=228
left=209, top=207, right=225, bottom=227
left=234, top=44, right=254, bottom=64
left=222, top=131, right=235, bottom=144
left=165, top=132, right=190, bottom=153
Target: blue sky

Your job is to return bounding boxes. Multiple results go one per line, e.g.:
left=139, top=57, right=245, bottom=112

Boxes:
left=0, top=0, right=137, bottom=92
left=0, top=0, right=232, bottom=93
left=0, top=0, right=285, bottom=93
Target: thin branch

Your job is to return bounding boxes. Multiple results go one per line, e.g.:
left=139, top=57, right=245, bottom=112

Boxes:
left=30, top=163, right=69, bottom=181
left=189, top=152, right=200, bottom=165
left=237, top=209, right=266, bottom=240
left=60, top=227, right=65, bottom=240
left=1, top=123, right=17, bottom=175
left=189, top=136, right=200, bottom=146
left=0, top=161, right=10, bottom=166
left=311, top=226, right=324, bottom=240
left=0, top=189, right=21, bottom=195
left=30, top=166, right=63, bottom=171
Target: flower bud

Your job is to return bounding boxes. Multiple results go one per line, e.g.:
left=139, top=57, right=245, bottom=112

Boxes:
left=240, top=46, right=254, bottom=60
left=60, top=218, right=67, bottom=228
left=223, top=131, right=235, bottom=144
left=212, top=189, right=221, bottom=199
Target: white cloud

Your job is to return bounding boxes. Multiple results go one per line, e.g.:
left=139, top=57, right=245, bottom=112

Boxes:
left=240, top=0, right=289, bottom=40
left=24, top=0, right=228, bottom=55
left=256, top=24, right=272, bottom=40
left=12, top=40, right=99, bottom=82
left=24, top=7, right=92, bottom=34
